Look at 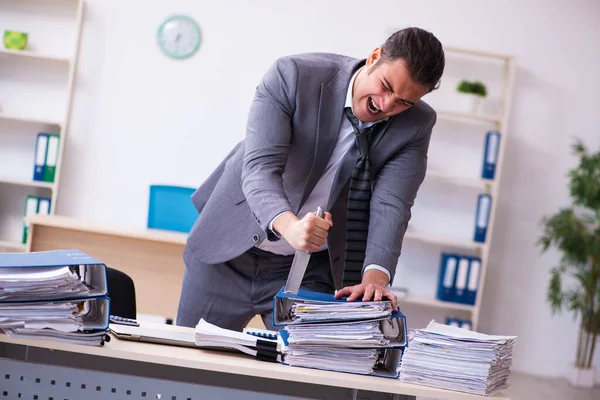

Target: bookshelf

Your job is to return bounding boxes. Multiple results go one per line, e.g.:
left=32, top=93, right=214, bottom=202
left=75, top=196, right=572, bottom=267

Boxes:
left=0, top=0, right=85, bottom=252
left=391, top=46, right=516, bottom=332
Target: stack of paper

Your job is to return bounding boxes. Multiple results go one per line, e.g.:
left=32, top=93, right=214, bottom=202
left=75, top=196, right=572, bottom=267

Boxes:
left=290, top=301, right=392, bottom=323
left=0, top=266, right=90, bottom=301
left=399, top=320, right=517, bottom=395
left=284, top=320, right=389, bottom=347
left=273, top=288, right=407, bottom=378
left=0, top=250, right=110, bottom=346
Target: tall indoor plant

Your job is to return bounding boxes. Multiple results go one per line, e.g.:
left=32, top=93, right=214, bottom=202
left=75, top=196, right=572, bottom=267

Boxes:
left=538, top=139, right=600, bottom=388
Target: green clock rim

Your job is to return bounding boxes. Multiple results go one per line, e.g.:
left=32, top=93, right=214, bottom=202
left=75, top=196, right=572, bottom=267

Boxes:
left=157, top=14, right=201, bottom=60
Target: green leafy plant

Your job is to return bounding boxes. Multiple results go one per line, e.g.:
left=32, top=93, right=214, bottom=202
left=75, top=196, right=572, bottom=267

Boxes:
left=538, top=139, right=600, bottom=369
left=456, top=80, right=488, bottom=97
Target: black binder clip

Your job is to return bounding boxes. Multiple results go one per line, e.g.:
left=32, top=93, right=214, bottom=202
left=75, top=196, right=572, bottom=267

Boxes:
left=255, top=339, right=279, bottom=363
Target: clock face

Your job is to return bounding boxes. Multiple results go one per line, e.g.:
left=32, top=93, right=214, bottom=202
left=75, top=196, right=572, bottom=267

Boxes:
left=157, top=15, right=201, bottom=59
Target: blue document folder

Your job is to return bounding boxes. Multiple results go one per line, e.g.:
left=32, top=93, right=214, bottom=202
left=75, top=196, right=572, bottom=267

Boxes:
left=436, top=253, right=458, bottom=302
left=0, top=249, right=108, bottom=301
left=481, top=131, right=501, bottom=180
left=473, top=194, right=492, bottom=243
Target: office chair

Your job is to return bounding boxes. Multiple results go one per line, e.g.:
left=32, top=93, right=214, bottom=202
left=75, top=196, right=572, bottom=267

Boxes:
left=147, top=185, right=198, bottom=233
left=106, top=267, right=137, bottom=319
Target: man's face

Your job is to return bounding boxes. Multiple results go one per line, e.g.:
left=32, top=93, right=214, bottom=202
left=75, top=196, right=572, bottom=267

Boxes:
left=352, top=48, right=429, bottom=123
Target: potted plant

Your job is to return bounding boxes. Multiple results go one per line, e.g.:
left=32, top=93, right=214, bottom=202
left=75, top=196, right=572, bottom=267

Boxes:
left=538, top=139, right=600, bottom=388
left=455, top=80, right=487, bottom=114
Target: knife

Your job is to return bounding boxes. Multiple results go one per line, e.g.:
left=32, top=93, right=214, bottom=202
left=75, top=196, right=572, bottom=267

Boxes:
left=284, top=207, right=325, bottom=294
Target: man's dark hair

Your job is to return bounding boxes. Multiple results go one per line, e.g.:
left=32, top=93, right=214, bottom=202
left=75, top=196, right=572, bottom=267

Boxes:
left=380, top=27, right=445, bottom=92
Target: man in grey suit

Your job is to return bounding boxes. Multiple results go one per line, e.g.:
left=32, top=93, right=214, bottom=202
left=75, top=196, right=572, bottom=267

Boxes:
left=177, top=27, right=445, bottom=331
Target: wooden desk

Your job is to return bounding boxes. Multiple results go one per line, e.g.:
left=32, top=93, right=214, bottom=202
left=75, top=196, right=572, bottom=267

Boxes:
left=24, top=215, right=265, bottom=328
left=0, top=327, right=510, bottom=400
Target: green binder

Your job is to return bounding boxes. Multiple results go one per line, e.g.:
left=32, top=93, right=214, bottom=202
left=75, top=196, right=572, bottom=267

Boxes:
left=43, top=134, right=60, bottom=183
left=22, top=195, right=39, bottom=244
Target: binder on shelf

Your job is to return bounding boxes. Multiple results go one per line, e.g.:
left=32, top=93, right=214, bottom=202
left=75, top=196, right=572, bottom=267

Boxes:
left=43, top=134, right=59, bottom=183
left=445, top=318, right=472, bottom=331
left=38, top=197, right=51, bottom=215
left=33, top=133, right=48, bottom=182
left=0, top=249, right=108, bottom=301
left=473, top=194, right=492, bottom=243
left=436, top=253, right=458, bottom=302
left=22, top=195, right=39, bottom=244
left=454, top=257, right=470, bottom=304
left=465, top=257, right=481, bottom=305
left=481, top=131, right=501, bottom=180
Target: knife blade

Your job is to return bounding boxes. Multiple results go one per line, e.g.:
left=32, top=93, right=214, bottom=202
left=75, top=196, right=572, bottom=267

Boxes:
left=284, top=207, right=325, bottom=294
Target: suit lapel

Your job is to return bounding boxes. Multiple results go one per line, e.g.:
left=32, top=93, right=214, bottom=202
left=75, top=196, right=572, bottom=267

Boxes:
left=298, top=58, right=365, bottom=210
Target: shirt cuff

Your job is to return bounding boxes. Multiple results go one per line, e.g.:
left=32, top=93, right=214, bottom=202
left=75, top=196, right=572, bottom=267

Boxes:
left=268, top=211, right=292, bottom=238
left=363, top=264, right=391, bottom=285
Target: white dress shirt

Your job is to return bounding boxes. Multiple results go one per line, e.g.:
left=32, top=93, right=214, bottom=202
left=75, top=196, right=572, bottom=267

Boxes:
left=256, top=67, right=391, bottom=283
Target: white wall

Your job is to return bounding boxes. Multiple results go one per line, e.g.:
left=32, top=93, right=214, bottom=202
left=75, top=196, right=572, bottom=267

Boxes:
left=55, top=0, right=599, bottom=382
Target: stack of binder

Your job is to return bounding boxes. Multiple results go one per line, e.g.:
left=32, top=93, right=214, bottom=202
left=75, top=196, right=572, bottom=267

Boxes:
left=436, top=252, right=481, bottom=305
left=272, top=287, right=408, bottom=378
left=399, top=320, right=517, bottom=395
left=0, top=249, right=110, bottom=346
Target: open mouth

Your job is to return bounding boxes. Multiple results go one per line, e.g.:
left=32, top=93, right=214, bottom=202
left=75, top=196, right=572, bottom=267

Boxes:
left=367, top=97, right=381, bottom=114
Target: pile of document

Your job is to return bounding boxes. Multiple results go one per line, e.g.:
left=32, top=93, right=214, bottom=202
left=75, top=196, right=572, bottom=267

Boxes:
left=194, top=319, right=281, bottom=362
left=399, top=320, right=517, bottom=395
left=0, top=249, right=110, bottom=346
left=273, top=288, right=407, bottom=377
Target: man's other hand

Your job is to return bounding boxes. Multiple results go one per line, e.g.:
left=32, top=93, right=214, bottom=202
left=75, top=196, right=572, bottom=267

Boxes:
left=334, top=269, right=398, bottom=311
left=274, top=211, right=333, bottom=252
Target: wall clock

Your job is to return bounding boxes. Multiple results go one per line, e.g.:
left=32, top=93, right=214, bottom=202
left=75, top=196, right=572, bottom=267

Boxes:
left=157, top=15, right=201, bottom=59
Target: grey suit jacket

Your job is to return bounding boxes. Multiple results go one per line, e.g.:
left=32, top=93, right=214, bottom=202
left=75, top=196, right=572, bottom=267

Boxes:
left=186, top=53, right=436, bottom=288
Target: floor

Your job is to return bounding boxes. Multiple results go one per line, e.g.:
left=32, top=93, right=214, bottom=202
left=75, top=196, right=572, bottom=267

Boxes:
left=416, top=372, right=600, bottom=400
left=502, top=372, right=600, bottom=400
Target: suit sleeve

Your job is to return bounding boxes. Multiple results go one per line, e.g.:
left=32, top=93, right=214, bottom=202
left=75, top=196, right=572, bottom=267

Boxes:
left=363, top=110, right=437, bottom=283
left=241, top=57, right=298, bottom=233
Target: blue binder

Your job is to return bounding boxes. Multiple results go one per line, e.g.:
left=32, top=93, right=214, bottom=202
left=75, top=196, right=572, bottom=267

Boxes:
left=481, top=131, right=501, bottom=180
left=0, top=249, right=108, bottom=301
left=436, top=253, right=458, bottom=302
left=33, top=133, right=48, bottom=181
left=272, top=287, right=406, bottom=339
left=279, top=329, right=404, bottom=379
left=473, top=194, right=492, bottom=243
left=453, top=256, right=471, bottom=304
left=465, top=257, right=481, bottom=305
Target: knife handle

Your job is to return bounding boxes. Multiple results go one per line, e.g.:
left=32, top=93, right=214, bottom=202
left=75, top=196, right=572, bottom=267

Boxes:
left=316, top=207, right=324, bottom=218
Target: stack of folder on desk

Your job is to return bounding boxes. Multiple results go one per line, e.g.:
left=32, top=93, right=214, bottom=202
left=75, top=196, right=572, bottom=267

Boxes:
left=399, top=320, right=517, bottom=395
left=273, top=288, right=408, bottom=378
left=0, top=249, right=110, bottom=346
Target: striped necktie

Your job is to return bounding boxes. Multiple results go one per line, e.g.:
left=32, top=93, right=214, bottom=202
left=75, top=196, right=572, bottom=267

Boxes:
left=343, top=107, right=374, bottom=287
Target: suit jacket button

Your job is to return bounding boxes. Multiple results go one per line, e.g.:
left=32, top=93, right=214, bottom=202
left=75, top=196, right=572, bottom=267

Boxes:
left=252, top=234, right=260, bottom=243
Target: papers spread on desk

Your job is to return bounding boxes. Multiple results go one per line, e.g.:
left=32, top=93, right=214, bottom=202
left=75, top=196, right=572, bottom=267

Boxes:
left=194, top=319, right=282, bottom=362
left=399, top=320, right=517, bottom=396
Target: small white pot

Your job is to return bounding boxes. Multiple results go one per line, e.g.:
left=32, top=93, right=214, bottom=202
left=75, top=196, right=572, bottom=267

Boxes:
left=568, top=365, right=596, bottom=388
left=455, top=92, right=482, bottom=114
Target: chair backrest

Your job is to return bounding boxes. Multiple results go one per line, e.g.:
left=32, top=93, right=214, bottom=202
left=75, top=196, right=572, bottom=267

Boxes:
left=106, top=267, right=137, bottom=319
left=147, top=185, right=198, bottom=233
